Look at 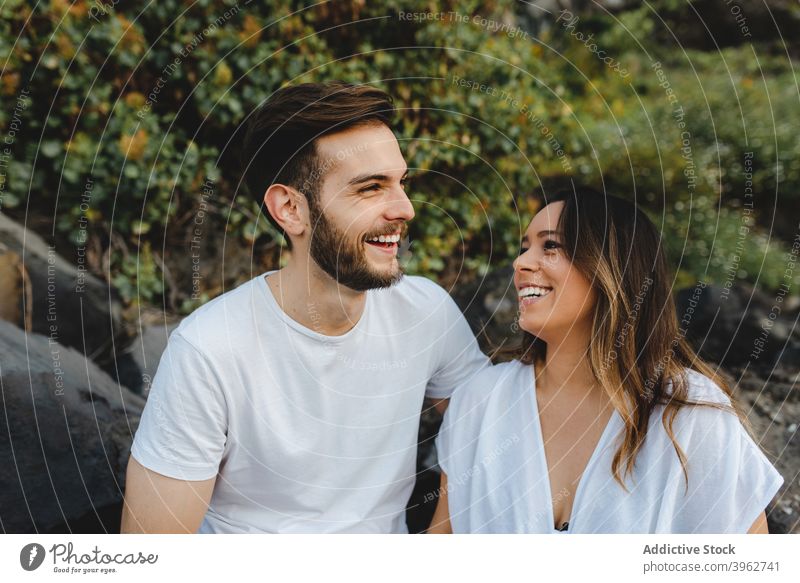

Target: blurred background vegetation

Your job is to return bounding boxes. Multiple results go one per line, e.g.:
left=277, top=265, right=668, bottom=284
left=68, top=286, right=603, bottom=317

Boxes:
left=1, top=0, right=798, bottom=313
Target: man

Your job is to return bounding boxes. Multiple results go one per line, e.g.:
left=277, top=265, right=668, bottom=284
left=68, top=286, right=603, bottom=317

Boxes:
left=121, top=81, right=489, bottom=534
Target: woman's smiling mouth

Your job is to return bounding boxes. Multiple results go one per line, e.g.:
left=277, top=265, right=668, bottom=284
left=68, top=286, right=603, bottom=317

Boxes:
left=517, top=285, right=553, bottom=305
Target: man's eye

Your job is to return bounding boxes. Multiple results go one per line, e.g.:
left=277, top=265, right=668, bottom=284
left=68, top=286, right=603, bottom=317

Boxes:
left=361, top=183, right=381, bottom=192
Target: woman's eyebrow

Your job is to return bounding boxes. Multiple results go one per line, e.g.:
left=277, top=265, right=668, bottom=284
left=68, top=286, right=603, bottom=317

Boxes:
left=537, top=230, right=559, bottom=238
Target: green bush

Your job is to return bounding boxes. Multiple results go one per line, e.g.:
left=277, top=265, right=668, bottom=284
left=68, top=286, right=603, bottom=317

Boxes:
left=0, top=0, right=795, bottom=309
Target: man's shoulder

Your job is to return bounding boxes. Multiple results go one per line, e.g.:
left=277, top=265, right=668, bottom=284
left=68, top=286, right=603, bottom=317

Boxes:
left=373, top=275, right=455, bottom=314
left=389, top=274, right=451, bottom=300
left=371, top=275, right=461, bottom=328
left=172, top=275, right=263, bottom=354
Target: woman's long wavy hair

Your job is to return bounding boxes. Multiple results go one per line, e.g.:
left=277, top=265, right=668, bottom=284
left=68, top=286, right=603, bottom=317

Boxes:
left=508, top=187, right=747, bottom=489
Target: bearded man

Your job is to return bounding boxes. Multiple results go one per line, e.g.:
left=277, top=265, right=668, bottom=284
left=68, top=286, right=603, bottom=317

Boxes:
left=121, top=82, right=489, bottom=534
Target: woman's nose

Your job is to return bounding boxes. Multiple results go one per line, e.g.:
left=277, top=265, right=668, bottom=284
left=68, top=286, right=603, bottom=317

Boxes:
left=514, top=249, right=539, bottom=272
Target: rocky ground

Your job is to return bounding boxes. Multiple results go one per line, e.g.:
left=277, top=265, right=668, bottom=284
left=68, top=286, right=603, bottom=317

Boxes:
left=734, top=365, right=800, bottom=533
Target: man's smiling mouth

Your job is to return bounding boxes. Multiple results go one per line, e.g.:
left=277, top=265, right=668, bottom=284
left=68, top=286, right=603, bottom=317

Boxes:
left=365, top=233, right=401, bottom=249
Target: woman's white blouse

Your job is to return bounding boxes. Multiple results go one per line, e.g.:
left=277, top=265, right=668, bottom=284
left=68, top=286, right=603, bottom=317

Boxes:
left=435, top=360, right=784, bottom=533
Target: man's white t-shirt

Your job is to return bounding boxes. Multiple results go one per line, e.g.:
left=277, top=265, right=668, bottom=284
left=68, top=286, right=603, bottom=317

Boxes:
left=130, top=272, right=489, bottom=533
left=436, top=360, right=784, bottom=533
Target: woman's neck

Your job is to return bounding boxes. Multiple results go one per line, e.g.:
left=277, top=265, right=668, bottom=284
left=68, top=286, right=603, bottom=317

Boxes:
left=535, top=331, right=600, bottom=398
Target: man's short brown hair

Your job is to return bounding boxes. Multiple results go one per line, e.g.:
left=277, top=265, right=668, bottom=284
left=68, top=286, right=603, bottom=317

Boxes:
left=240, top=81, right=396, bottom=228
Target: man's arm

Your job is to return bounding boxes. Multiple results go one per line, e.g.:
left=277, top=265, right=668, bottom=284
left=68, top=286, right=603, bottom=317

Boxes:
left=120, top=456, right=216, bottom=533
left=424, top=287, right=490, bottom=405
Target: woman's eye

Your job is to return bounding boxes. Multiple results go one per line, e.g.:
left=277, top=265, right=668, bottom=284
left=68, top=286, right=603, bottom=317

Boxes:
left=543, top=240, right=561, bottom=251
left=519, top=246, right=530, bottom=254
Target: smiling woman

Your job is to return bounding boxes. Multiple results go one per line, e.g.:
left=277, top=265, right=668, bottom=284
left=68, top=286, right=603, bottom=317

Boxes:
left=429, top=187, right=783, bottom=534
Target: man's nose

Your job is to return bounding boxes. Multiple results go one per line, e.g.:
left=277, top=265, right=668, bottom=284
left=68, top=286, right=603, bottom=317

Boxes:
left=384, top=186, right=415, bottom=222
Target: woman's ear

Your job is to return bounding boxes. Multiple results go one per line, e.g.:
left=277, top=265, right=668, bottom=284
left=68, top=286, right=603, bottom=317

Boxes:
left=264, top=184, right=308, bottom=239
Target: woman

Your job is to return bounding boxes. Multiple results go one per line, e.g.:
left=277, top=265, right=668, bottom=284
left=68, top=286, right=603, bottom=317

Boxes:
left=429, top=188, right=783, bottom=533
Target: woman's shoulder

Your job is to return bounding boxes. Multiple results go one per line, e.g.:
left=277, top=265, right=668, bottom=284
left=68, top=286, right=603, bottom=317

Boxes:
left=451, top=359, right=529, bottom=402
left=657, top=368, right=744, bottom=443
left=437, top=360, right=530, bottom=476
left=444, top=360, right=529, bottom=424
left=645, top=372, right=783, bottom=533
left=666, top=368, right=733, bottom=408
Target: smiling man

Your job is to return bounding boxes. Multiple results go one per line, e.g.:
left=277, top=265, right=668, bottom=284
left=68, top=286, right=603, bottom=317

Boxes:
left=121, top=82, right=489, bottom=534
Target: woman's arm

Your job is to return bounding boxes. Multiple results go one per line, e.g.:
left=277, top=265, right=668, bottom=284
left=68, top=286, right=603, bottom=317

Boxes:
left=747, top=511, right=768, bottom=534
left=426, top=472, right=452, bottom=533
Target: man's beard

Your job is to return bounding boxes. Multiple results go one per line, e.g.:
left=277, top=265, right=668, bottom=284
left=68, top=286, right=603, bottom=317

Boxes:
left=307, top=202, right=404, bottom=292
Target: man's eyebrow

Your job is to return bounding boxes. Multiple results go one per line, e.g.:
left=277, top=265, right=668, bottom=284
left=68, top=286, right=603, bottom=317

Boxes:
left=347, top=169, right=409, bottom=187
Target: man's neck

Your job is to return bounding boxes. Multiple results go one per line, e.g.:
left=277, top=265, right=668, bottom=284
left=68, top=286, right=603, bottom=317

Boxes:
left=265, top=260, right=367, bottom=336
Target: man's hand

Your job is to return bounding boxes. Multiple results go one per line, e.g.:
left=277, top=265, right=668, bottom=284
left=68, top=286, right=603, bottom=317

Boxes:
left=120, top=456, right=216, bottom=533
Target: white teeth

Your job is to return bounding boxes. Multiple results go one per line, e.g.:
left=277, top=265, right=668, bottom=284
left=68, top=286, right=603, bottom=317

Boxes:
left=367, top=234, right=400, bottom=243
left=518, top=286, right=552, bottom=299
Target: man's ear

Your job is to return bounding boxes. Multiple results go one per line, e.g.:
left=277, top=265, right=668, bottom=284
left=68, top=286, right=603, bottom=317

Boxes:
left=264, top=184, right=308, bottom=239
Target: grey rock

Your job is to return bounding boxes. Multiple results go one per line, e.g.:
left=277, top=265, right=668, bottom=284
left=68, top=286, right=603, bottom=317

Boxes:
left=0, top=319, right=144, bottom=533
left=676, top=282, right=799, bottom=369
left=118, top=320, right=180, bottom=395
left=451, top=265, right=522, bottom=356
left=0, top=213, right=134, bottom=376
